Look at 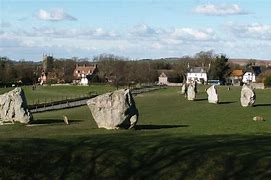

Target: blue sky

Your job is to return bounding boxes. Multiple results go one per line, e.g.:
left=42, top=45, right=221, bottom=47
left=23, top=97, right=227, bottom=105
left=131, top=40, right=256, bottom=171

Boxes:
left=0, top=0, right=270, bottom=61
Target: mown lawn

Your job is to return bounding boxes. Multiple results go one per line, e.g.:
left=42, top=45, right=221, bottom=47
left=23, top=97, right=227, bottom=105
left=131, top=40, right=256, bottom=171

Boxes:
left=0, top=85, right=271, bottom=179
left=0, top=84, right=116, bottom=104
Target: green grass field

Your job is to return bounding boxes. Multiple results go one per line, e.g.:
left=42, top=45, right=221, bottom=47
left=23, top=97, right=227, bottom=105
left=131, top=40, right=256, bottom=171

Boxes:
left=0, top=85, right=271, bottom=179
left=0, top=84, right=115, bottom=104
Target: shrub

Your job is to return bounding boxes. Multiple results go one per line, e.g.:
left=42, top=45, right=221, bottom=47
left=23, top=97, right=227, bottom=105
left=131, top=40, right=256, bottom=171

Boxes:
left=264, top=76, right=271, bottom=87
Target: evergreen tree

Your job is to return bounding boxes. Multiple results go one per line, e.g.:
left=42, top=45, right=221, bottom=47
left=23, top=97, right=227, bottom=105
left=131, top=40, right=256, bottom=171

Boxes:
left=209, top=55, right=230, bottom=82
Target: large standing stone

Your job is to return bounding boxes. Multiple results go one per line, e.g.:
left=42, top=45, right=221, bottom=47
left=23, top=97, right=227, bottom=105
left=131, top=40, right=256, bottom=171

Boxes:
left=240, top=84, right=256, bottom=107
left=0, top=88, right=32, bottom=124
left=87, top=89, right=139, bottom=129
left=206, top=85, right=219, bottom=104
left=187, top=83, right=196, bottom=101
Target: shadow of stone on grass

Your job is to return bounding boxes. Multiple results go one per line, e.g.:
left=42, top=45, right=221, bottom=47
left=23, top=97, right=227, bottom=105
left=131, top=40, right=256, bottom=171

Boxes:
left=30, top=119, right=83, bottom=125
left=254, top=103, right=271, bottom=107
left=219, top=101, right=236, bottom=104
left=135, top=124, right=188, bottom=130
left=194, top=98, right=207, bottom=101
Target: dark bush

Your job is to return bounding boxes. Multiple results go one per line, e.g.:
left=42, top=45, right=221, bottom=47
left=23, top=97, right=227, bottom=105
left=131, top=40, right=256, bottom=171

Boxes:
left=264, top=76, right=271, bottom=87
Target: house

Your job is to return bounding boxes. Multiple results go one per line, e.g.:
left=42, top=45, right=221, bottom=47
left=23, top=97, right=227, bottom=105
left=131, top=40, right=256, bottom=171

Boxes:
left=242, top=66, right=261, bottom=83
left=73, top=64, right=97, bottom=85
left=158, top=70, right=181, bottom=86
left=228, top=69, right=244, bottom=86
left=186, top=67, right=208, bottom=84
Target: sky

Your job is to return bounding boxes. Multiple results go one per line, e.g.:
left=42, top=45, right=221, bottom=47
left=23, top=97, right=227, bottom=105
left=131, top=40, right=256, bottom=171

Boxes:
left=0, top=0, right=271, bottom=61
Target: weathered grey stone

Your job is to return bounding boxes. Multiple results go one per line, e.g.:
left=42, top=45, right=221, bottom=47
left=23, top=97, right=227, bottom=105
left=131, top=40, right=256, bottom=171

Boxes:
left=87, top=89, right=139, bottom=129
left=187, top=83, right=196, bottom=101
left=181, top=84, right=186, bottom=95
left=240, top=84, right=256, bottom=107
left=206, top=85, right=219, bottom=104
left=253, top=116, right=264, bottom=121
left=63, top=115, right=69, bottom=125
left=0, top=88, right=32, bottom=124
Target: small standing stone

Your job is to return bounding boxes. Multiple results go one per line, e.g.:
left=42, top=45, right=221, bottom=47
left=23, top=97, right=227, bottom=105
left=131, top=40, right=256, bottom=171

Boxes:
left=181, top=83, right=186, bottom=95
left=187, top=83, right=196, bottom=101
left=206, top=85, right=219, bottom=104
left=63, top=115, right=69, bottom=125
left=240, top=84, right=256, bottom=107
left=253, top=116, right=264, bottom=121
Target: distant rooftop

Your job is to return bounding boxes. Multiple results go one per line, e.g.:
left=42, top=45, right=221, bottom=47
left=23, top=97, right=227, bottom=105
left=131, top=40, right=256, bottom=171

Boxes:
left=189, top=67, right=207, bottom=73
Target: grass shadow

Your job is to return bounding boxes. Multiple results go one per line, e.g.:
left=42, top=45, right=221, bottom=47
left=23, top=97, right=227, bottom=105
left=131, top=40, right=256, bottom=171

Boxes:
left=30, top=119, right=83, bottom=125
left=219, top=101, right=236, bottom=104
left=254, top=103, right=271, bottom=107
left=1, top=134, right=271, bottom=179
left=136, top=124, right=188, bottom=130
left=194, top=98, right=207, bottom=101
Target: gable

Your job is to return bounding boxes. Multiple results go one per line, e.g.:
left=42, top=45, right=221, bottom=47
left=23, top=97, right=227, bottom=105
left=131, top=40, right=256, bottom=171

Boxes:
left=159, top=72, right=167, bottom=78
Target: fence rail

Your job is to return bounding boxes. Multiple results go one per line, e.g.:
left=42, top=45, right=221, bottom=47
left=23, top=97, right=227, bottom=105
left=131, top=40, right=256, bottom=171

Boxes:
left=29, top=92, right=98, bottom=113
left=29, top=86, right=163, bottom=113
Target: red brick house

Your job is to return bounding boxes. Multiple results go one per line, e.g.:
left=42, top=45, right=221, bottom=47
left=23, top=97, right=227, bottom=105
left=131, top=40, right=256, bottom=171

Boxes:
left=73, top=64, right=97, bottom=85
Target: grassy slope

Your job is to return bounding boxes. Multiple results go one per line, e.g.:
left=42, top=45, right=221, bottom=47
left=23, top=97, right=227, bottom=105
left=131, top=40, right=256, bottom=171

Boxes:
left=0, top=86, right=271, bottom=179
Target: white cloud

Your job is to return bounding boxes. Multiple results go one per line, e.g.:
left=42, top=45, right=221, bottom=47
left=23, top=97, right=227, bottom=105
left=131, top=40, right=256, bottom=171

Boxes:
left=194, top=4, right=249, bottom=16
left=2, top=24, right=221, bottom=60
left=129, top=24, right=162, bottom=37
left=37, top=9, right=77, bottom=21
left=0, top=22, right=12, bottom=28
left=169, top=28, right=217, bottom=41
left=15, top=26, right=118, bottom=40
left=0, top=34, right=23, bottom=48
left=228, top=23, right=271, bottom=40
left=3, top=23, right=270, bottom=60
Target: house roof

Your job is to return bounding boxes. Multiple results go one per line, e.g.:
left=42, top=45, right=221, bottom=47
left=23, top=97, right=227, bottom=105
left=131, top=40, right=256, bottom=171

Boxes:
left=245, top=66, right=261, bottom=76
left=73, top=64, right=97, bottom=76
left=230, top=70, right=244, bottom=77
left=189, top=67, right=207, bottom=73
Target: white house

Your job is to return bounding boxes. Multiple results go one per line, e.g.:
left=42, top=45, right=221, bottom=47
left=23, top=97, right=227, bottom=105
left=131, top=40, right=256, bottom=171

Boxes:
left=186, top=67, right=208, bottom=84
left=242, top=72, right=256, bottom=83
left=242, top=66, right=261, bottom=84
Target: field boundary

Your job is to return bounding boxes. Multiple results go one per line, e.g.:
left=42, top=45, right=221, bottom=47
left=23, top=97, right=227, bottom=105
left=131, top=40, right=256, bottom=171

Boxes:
left=29, top=86, right=164, bottom=113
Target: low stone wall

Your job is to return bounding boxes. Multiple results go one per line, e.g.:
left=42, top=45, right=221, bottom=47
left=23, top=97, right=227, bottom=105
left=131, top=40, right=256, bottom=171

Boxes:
left=167, top=83, right=182, bottom=87
left=251, top=83, right=265, bottom=89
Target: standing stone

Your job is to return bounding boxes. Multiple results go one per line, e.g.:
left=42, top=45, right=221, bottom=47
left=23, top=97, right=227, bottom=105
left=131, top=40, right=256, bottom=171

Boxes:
left=87, top=89, right=139, bottom=130
left=240, top=84, right=256, bottom=107
left=194, top=81, right=198, bottom=94
left=187, top=83, right=196, bottom=101
left=0, top=88, right=32, bottom=124
left=206, top=85, right=219, bottom=104
left=181, top=83, right=187, bottom=95
left=63, top=115, right=69, bottom=125
left=253, top=116, right=264, bottom=121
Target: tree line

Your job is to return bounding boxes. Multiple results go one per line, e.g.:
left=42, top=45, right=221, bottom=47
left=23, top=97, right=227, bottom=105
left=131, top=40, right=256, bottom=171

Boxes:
left=94, top=51, right=230, bottom=85
left=3, top=51, right=270, bottom=87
